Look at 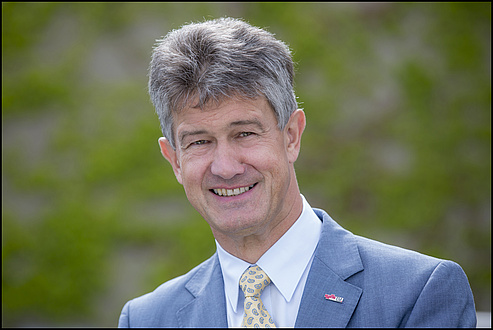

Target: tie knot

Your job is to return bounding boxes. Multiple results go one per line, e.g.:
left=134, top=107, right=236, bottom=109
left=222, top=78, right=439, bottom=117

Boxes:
left=240, top=265, right=271, bottom=298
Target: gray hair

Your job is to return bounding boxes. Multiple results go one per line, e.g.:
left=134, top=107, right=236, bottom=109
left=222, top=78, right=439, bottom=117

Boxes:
left=148, top=17, right=298, bottom=149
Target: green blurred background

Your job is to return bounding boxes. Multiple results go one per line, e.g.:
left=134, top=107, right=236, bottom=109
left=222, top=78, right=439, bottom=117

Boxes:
left=2, top=2, right=490, bottom=327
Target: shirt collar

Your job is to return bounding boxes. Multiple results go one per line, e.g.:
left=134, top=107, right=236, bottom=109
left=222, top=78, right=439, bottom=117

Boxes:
left=216, top=240, right=250, bottom=313
left=216, top=195, right=322, bottom=312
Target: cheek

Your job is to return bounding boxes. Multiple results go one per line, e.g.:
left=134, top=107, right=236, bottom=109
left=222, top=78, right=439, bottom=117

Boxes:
left=243, top=143, right=289, bottom=175
left=180, top=157, right=208, bottom=188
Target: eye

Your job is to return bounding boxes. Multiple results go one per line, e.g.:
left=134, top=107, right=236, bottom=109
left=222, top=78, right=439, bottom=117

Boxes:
left=238, top=132, right=254, bottom=138
left=192, top=140, right=208, bottom=146
left=184, top=139, right=209, bottom=149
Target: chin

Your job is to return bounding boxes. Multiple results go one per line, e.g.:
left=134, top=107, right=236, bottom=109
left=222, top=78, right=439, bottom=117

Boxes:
left=210, top=215, right=266, bottom=236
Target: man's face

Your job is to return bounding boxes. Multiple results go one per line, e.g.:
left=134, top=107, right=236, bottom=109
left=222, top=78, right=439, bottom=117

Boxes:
left=159, top=96, right=305, bottom=240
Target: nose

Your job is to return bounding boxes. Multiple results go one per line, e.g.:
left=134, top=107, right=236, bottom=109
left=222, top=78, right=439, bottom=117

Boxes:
left=210, top=142, right=245, bottom=180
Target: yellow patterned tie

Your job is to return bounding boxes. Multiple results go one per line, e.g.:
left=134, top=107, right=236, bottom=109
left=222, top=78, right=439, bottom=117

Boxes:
left=239, top=265, right=276, bottom=328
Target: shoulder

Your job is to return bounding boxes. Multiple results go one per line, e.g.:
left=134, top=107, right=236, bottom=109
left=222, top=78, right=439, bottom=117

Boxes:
left=355, top=234, right=443, bottom=274
left=313, top=207, right=456, bottom=277
left=352, top=233, right=473, bottom=292
left=333, top=219, right=468, bottom=287
left=118, top=254, right=218, bottom=327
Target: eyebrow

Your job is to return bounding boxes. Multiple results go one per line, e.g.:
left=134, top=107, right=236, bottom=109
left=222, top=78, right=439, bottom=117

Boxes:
left=178, top=119, right=266, bottom=146
left=229, top=119, right=266, bottom=132
left=178, top=129, right=208, bottom=146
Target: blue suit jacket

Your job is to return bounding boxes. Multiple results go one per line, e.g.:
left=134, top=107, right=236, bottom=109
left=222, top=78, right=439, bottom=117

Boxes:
left=118, top=208, right=476, bottom=327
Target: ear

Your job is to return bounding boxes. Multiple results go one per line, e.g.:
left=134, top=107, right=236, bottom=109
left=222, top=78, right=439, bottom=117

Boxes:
left=158, top=137, right=183, bottom=185
left=284, top=109, right=306, bottom=163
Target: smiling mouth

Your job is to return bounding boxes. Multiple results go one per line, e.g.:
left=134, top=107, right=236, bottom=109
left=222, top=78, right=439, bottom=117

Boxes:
left=211, top=183, right=257, bottom=197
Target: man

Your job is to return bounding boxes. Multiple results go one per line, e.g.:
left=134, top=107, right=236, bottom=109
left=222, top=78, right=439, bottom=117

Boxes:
left=118, top=17, right=476, bottom=328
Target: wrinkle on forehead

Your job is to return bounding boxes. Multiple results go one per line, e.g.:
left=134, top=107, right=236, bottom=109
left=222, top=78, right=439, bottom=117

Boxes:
left=173, top=91, right=262, bottom=115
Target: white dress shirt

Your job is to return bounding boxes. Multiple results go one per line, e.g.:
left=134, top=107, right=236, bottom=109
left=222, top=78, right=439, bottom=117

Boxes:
left=216, top=195, right=322, bottom=327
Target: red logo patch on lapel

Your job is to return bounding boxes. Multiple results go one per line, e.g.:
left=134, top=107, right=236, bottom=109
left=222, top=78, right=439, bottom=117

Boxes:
left=325, top=294, right=344, bottom=303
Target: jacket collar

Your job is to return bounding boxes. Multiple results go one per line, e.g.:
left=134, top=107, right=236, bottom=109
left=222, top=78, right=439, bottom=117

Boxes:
left=295, top=208, right=364, bottom=327
left=176, top=254, right=228, bottom=327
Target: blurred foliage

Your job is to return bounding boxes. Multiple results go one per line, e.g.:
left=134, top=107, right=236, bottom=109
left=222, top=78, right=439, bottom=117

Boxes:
left=2, top=2, right=490, bottom=327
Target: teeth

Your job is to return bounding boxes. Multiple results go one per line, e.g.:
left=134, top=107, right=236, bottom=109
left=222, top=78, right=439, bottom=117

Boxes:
left=213, top=184, right=255, bottom=197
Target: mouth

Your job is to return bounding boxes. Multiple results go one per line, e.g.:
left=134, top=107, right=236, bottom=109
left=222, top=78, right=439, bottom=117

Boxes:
left=211, top=183, right=257, bottom=197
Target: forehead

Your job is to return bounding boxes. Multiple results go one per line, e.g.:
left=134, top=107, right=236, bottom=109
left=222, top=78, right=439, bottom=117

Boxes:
left=173, top=96, right=277, bottom=132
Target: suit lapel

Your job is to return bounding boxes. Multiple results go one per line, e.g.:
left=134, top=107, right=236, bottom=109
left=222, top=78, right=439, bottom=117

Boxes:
left=176, top=254, right=228, bottom=327
left=295, top=256, right=363, bottom=327
left=295, top=209, right=364, bottom=328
